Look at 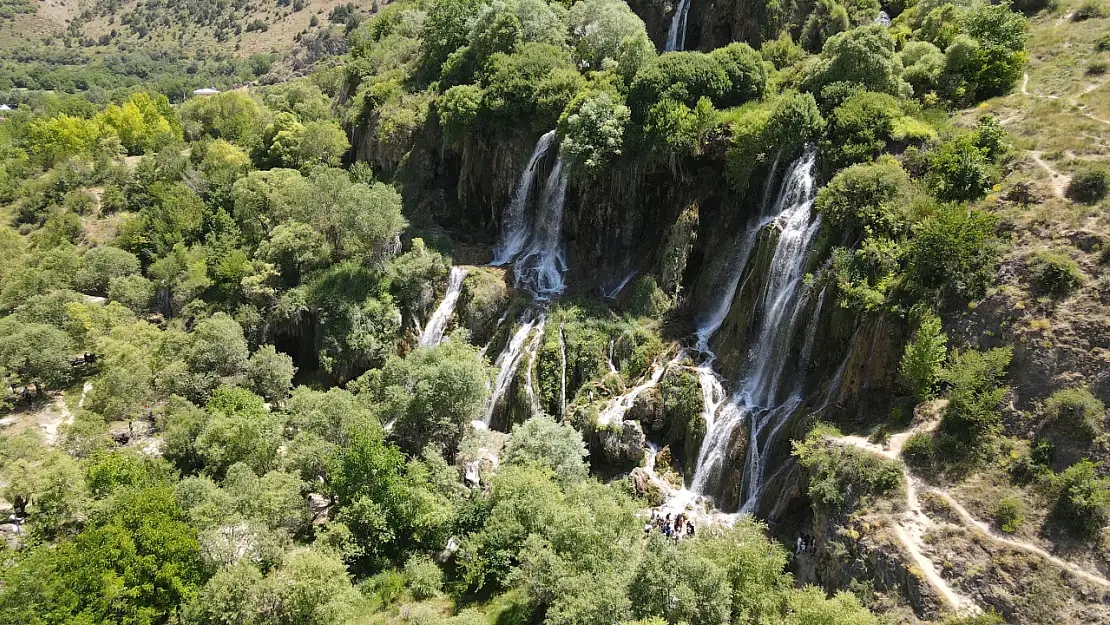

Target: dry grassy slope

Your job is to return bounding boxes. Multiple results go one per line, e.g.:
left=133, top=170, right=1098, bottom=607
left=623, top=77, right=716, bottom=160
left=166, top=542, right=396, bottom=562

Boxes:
left=912, top=0, right=1110, bottom=616
left=0, top=0, right=371, bottom=55
left=0, top=0, right=85, bottom=48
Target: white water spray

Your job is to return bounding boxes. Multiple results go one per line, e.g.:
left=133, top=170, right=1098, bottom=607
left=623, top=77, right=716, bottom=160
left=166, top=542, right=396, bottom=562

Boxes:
left=665, top=0, right=692, bottom=52
left=419, top=266, right=469, bottom=347
left=484, top=314, right=541, bottom=425
left=685, top=149, right=822, bottom=511
left=493, top=130, right=557, bottom=265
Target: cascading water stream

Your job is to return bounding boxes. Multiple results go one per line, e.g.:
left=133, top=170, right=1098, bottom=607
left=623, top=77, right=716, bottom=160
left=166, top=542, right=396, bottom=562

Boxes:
left=522, top=316, right=547, bottom=417
left=685, top=149, right=821, bottom=511
left=559, top=324, right=568, bottom=418
left=484, top=313, right=542, bottom=426
left=665, top=0, right=692, bottom=52
left=693, top=158, right=782, bottom=353
left=419, top=266, right=469, bottom=347
left=493, top=130, right=557, bottom=265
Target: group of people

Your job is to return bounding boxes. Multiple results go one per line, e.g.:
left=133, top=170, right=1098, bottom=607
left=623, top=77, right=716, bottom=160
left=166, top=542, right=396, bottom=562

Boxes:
left=795, top=534, right=818, bottom=555
left=645, top=511, right=695, bottom=542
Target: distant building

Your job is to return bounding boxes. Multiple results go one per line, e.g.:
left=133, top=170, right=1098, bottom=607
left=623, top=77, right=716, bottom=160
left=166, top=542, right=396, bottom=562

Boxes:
left=192, top=88, right=220, bottom=97
left=0, top=104, right=11, bottom=111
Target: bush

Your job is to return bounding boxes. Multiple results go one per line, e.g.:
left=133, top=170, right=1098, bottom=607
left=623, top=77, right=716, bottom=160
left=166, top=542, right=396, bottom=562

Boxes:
left=1097, top=34, right=1110, bottom=52
left=993, top=497, right=1023, bottom=533
left=1027, top=250, right=1085, bottom=297
left=938, top=347, right=1012, bottom=457
left=627, top=52, right=730, bottom=120
left=708, top=43, right=767, bottom=107
left=819, top=91, right=902, bottom=170
left=906, top=204, right=1001, bottom=305
left=900, top=432, right=936, bottom=471
left=1053, top=459, right=1110, bottom=540
left=899, top=310, right=948, bottom=400
left=404, top=555, right=443, bottom=600
left=558, top=91, right=631, bottom=175
left=1073, top=0, right=1106, bottom=20
left=815, top=157, right=910, bottom=236
left=927, top=135, right=993, bottom=202
left=1043, top=386, right=1105, bottom=439
left=1066, top=166, right=1109, bottom=204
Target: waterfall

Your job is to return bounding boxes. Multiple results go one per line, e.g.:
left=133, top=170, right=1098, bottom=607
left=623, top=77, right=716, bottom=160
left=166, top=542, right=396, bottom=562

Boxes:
left=493, top=130, right=558, bottom=265
left=685, top=149, right=821, bottom=511
left=693, top=158, right=782, bottom=352
left=513, top=158, right=569, bottom=299
left=597, top=354, right=682, bottom=426
left=491, top=130, right=569, bottom=300
left=419, top=266, right=469, bottom=347
left=522, top=316, right=547, bottom=417
left=875, top=10, right=892, bottom=27
left=484, top=313, right=542, bottom=425
left=559, top=324, right=568, bottom=418
left=665, top=0, right=692, bottom=51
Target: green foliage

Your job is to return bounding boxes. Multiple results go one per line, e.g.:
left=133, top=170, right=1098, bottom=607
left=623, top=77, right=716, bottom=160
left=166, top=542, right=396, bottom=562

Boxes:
left=900, top=432, right=936, bottom=471
left=794, top=433, right=904, bottom=513
left=567, top=0, right=653, bottom=79
left=0, top=318, right=75, bottom=388
left=927, top=135, right=993, bottom=202
left=180, top=91, right=268, bottom=148
left=994, top=496, right=1024, bottom=533
left=1043, top=386, right=1104, bottom=439
left=482, top=43, right=583, bottom=131
left=1027, top=250, right=1085, bottom=297
left=628, top=52, right=730, bottom=121
left=708, top=43, right=768, bottom=107
left=820, top=91, right=902, bottom=170
left=905, top=203, right=1000, bottom=304
left=899, top=309, right=948, bottom=400
left=0, top=487, right=206, bottom=625
left=76, top=245, right=141, bottom=295
left=817, top=157, right=911, bottom=237
left=404, top=554, right=443, bottom=599
left=559, top=90, right=631, bottom=175
left=504, top=415, right=589, bottom=485
left=96, top=92, right=181, bottom=156
left=764, top=91, right=826, bottom=158
left=938, top=346, right=1012, bottom=457
left=1052, top=459, right=1110, bottom=540
left=354, top=338, right=490, bottom=455
left=247, top=344, right=297, bottom=402
left=1072, top=0, right=1106, bottom=20
left=1066, top=165, right=1109, bottom=204
left=801, top=0, right=851, bottom=53
left=800, top=25, right=908, bottom=97
left=437, top=84, right=484, bottom=145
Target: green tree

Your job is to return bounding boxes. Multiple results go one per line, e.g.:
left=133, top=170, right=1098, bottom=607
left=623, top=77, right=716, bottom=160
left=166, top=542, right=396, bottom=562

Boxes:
left=709, top=43, right=768, bottom=107
left=819, top=91, right=902, bottom=170
left=0, top=319, right=75, bottom=389
left=559, top=91, right=630, bottom=175
left=96, top=92, right=181, bottom=156
left=927, top=135, right=992, bottom=202
left=76, top=246, right=141, bottom=295
left=504, top=415, right=589, bottom=486
left=939, top=347, right=1012, bottom=456
left=906, top=203, right=1000, bottom=304
left=801, top=0, right=851, bottom=53
left=899, top=309, right=948, bottom=400
left=628, top=52, right=730, bottom=120
left=567, top=0, right=652, bottom=74
left=108, top=273, right=155, bottom=313
left=195, top=386, right=282, bottom=477
left=356, top=338, right=490, bottom=455
left=1053, top=459, right=1110, bottom=540
left=815, top=157, right=911, bottom=236
left=800, top=25, right=908, bottom=97
left=247, top=344, right=296, bottom=402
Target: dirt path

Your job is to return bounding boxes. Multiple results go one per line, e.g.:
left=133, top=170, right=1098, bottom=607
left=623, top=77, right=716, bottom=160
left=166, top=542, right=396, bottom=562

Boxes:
left=831, top=417, right=1110, bottom=595
left=41, top=382, right=92, bottom=446
left=932, top=490, right=1110, bottom=589
left=1029, top=150, right=1071, bottom=198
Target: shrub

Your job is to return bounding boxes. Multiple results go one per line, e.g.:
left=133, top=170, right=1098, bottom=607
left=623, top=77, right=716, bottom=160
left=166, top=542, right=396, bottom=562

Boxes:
left=627, top=51, right=730, bottom=120
left=558, top=91, right=631, bottom=175
left=1053, top=459, right=1110, bottom=540
left=938, top=347, right=1012, bottom=457
left=1097, top=34, right=1110, bottom=52
left=899, top=310, right=948, bottom=400
left=1027, top=250, right=1085, bottom=297
left=819, top=91, right=902, bottom=170
left=404, top=555, right=443, bottom=600
left=906, top=204, right=1001, bottom=305
left=815, top=157, right=910, bottom=236
left=795, top=435, right=904, bottom=513
left=1066, top=166, right=1109, bottom=204
left=1043, top=386, right=1105, bottom=439
left=1073, top=0, right=1106, bottom=20
left=993, top=497, right=1023, bottom=533
left=709, top=42, right=767, bottom=107
left=927, top=135, right=993, bottom=202
left=1087, top=61, right=1108, bottom=76
left=900, top=432, right=936, bottom=471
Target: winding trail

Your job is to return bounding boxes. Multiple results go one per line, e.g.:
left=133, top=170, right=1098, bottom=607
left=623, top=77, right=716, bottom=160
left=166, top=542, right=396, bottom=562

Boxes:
left=1028, top=150, right=1071, bottom=198
left=41, top=382, right=92, bottom=446
left=831, top=417, right=1110, bottom=602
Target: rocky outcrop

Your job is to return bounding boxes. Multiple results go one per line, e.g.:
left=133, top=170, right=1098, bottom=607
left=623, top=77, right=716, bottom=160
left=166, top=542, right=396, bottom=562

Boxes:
left=595, top=420, right=648, bottom=472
